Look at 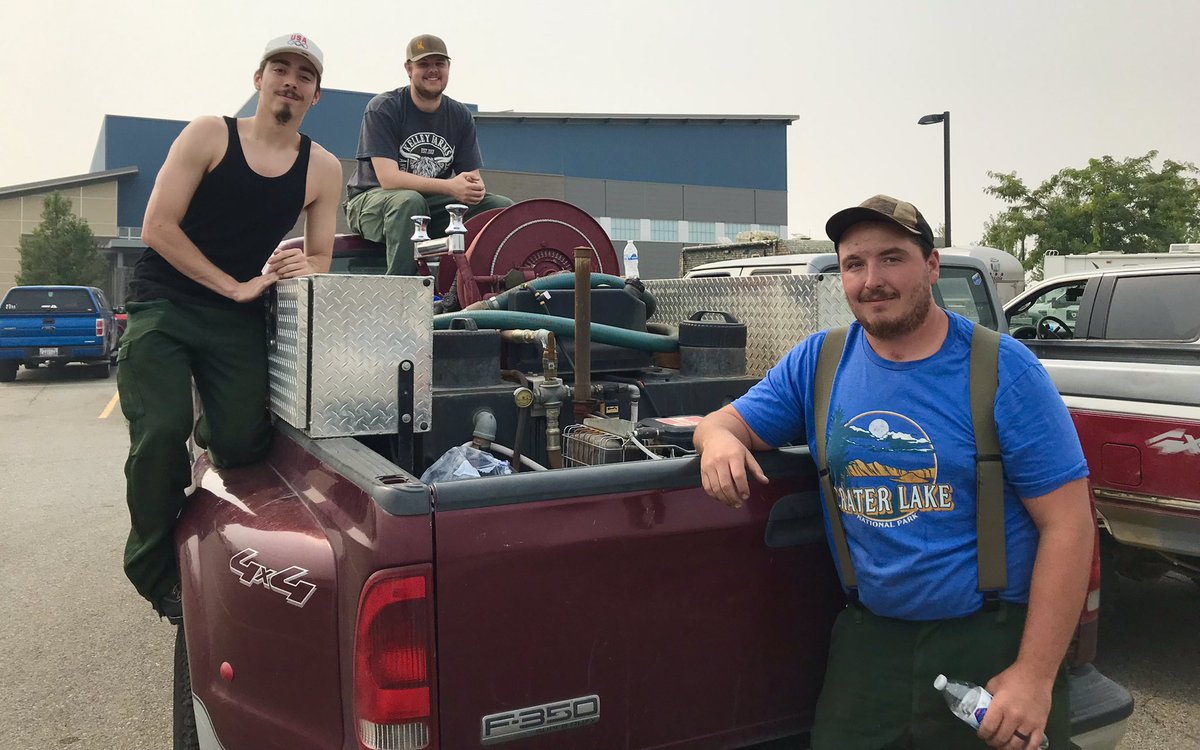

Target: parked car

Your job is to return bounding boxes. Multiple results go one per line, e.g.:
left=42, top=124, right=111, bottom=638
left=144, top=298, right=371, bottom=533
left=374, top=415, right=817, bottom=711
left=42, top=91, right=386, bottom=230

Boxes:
left=1003, top=263, right=1200, bottom=597
left=0, top=285, right=117, bottom=381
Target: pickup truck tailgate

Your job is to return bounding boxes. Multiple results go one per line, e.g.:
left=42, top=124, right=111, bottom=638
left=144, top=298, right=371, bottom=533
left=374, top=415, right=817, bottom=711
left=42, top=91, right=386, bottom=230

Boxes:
left=0, top=312, right=105, bottom=349
left=431, top=453, right=842, bottom=749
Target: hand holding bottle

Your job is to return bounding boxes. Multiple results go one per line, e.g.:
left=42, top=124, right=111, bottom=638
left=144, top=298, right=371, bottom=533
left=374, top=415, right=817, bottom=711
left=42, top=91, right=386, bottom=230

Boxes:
left=934, top=674, right=1049, bottom=748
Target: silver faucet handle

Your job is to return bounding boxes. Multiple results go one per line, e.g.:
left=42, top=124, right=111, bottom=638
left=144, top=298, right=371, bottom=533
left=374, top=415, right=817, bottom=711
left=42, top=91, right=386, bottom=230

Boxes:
left=410, top=215, right=431, bottom=242
left=446, top=204, right=468, bottom=234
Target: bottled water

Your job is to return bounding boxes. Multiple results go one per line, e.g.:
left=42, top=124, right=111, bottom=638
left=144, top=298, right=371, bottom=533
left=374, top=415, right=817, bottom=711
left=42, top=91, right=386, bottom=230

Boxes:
left=933, top=674, right=1049, bottom=748
left=622, top=240, right=640, bottom=279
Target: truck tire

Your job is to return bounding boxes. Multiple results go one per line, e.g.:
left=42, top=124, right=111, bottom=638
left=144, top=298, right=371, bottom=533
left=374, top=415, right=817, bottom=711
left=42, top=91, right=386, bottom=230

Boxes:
left=0, top=360, right=16, bottom=382
left=91, top=360, right=112, bottom=379
left=174, top=625, right=200, bottom=750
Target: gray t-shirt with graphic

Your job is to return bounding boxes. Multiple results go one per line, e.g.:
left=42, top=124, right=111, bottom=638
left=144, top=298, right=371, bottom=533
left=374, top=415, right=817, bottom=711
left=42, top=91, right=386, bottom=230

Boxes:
left=346, top=86, right=483, bottom=199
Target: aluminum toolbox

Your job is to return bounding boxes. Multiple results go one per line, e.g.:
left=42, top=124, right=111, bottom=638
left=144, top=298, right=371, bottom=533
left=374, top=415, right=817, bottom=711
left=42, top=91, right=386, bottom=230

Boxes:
left=268, top=275, right=433, bottom=438
left=645, top=275, right=855, bottom=377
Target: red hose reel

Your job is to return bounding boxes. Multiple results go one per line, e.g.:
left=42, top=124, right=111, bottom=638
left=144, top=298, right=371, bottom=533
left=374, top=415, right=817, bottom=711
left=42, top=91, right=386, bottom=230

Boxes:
left=428, top=199, right=618, bottom=305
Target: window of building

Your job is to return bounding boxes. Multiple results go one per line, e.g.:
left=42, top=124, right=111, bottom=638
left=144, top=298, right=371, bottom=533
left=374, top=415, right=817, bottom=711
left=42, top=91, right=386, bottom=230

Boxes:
left=610, top=218, right=640, bottom=241
left=724, top=223, right=751, bottom=241
left=651, top=220, right=678, bottom=242
left=688, top=222, right=716, bottom=244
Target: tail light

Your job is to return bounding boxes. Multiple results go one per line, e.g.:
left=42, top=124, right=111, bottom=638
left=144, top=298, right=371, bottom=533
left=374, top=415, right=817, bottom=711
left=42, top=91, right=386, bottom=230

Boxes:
left=354, top=565, right=438, bottom=750
left=96, top=318, right=105, bottom=336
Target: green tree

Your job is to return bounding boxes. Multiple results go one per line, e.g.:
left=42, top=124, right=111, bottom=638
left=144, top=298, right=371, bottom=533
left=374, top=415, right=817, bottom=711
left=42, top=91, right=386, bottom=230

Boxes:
left=16, top=192, right=108, bottom=286
left=981, top=151, right=1200, bottom=276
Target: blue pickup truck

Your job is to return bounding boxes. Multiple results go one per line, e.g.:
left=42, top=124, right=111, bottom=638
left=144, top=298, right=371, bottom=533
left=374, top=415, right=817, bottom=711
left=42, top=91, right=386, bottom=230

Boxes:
left=0, top=285, right=118, bottom=382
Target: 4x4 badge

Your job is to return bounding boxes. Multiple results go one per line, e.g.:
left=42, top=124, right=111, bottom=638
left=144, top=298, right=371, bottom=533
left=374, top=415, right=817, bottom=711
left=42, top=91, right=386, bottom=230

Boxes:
left=1147, top=428, right=1200, bottom=456
left=229, top=548, right=317, bottom=607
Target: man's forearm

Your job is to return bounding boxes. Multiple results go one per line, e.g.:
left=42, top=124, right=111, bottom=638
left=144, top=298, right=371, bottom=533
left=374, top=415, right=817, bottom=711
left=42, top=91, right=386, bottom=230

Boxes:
left=694, top=407, right=755, bottom=454
left=1015, top=515, right=1093, bottom=681
left=377, top=170, right=452, bottom=196
left=143, top=222, right=240, bottom=298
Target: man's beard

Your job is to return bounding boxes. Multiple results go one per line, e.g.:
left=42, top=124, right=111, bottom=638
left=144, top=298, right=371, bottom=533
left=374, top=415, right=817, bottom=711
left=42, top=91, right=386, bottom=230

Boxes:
left=274, top=105, right=294, bottom=125
left=855, top=286, right=933, bottom=340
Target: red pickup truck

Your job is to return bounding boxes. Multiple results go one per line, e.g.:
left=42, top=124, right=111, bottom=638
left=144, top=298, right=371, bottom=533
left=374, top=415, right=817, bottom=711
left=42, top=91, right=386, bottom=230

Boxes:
left=1006, top=263, right=1200, bottom=600
left=171, top=206, right=1132, bottom=750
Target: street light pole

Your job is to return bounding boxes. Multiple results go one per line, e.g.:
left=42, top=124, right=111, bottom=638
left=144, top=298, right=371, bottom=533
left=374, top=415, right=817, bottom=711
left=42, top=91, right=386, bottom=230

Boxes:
left=918, top=110, right=951, bottom=247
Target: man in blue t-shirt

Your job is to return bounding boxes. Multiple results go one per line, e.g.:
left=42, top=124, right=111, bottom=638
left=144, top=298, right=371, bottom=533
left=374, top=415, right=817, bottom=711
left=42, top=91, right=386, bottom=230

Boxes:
left=345, top=33, right=512, bottom=276
left=694, top=195, right=1094, bottom=749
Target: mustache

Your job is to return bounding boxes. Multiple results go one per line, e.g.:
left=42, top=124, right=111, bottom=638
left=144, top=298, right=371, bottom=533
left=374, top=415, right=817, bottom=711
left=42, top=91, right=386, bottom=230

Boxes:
left=275, top=89, right=303, bottom=101
left=858, top=291, right=898, bottom=303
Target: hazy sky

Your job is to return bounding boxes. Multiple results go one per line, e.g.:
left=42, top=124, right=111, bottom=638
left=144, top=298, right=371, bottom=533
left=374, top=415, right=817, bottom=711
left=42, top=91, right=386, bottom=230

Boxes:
left=4, top=0, right=1199, bottom=245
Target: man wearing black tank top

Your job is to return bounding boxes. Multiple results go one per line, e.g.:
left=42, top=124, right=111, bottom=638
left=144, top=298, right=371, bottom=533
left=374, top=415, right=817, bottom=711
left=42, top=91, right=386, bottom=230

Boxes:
left=118, top=34, right=343, bottom=624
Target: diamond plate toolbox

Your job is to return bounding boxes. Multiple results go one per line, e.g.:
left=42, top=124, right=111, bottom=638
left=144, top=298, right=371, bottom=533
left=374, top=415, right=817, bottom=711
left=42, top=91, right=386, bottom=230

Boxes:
left=645, top=275, right=855, bottom=377
left=269, top=275, right=433, bottom=438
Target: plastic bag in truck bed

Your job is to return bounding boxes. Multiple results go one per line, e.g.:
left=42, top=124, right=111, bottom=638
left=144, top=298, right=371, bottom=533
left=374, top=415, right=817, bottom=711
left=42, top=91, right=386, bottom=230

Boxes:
left=420, top=445, right=512, bottom=484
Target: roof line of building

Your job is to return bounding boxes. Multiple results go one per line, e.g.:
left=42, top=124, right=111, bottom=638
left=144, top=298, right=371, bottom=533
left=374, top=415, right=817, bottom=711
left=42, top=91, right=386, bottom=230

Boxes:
left=476, top=112, right=799, bottom=123
left=0, top=166, right=139, bottom=199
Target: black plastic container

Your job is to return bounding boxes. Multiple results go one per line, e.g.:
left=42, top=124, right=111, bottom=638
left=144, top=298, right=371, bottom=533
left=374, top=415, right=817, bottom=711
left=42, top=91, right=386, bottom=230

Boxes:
left=677, top=311, right=747, bottom=377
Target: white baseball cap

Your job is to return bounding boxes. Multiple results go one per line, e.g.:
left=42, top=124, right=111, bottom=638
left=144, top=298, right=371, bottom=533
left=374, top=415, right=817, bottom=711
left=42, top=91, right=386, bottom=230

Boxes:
left=261, top=33, right=324, bottom=77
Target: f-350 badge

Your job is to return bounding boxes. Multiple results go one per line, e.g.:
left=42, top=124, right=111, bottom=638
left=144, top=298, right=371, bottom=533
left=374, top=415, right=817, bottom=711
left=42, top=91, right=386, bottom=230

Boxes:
left=481, top=695, right=599, bottom=744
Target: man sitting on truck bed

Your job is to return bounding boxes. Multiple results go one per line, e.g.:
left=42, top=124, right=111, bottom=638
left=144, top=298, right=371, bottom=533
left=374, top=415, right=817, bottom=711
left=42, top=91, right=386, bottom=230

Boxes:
left=344, top=33, right=512, bottom=276
left=118, top=34, right=342, bottom=624
left=695, top=195, right=1095, bottom=749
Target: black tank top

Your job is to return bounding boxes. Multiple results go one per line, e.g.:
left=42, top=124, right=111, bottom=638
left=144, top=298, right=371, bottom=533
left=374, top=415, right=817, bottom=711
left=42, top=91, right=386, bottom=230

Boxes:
left=130, top=116, right=311, bottom=309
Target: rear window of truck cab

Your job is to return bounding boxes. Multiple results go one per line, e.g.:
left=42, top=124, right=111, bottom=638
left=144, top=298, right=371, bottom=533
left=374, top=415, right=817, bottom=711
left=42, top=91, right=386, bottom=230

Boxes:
left=2, top=288, right=97, bottom=314
left=1105, top=273, right=1200, bottom=341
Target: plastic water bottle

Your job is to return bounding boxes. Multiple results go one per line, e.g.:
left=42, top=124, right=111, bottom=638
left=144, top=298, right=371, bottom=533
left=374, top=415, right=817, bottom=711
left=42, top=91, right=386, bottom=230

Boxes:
left=622, top=240, right=640, bottom=279
left=933, top=675, right=1049, bottom=748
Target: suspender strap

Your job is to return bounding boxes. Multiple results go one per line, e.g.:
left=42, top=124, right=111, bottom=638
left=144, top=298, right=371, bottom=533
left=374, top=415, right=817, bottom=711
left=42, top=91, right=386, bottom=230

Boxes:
left=969, top=324, right=1007, bottom=593
left=813, top=327, right=856, bottom=589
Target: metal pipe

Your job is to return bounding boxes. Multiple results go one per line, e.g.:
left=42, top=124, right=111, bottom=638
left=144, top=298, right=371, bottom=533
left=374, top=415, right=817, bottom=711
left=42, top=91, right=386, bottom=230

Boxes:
left=459, top=441, right=546, bottom=472
left=546, top=402, right=563, bottom=469
left=486, top=441, right=548, bottom=472
left=541, top=330, right=558, bottom=382
left=573, top=246, right=593, bottom=422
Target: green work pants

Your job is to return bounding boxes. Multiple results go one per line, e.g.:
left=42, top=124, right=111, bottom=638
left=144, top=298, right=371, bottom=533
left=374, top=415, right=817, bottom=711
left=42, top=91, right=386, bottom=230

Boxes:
left=344, top=188, right=514, bottom=275
left=811, top=601, right=1073, bottom=750
left=117, top=299, right=272, bottom=603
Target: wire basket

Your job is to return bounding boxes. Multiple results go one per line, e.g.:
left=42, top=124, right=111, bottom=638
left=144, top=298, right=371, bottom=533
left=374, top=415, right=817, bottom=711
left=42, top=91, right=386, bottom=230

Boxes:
left=563, top=424, right=630, bottom=467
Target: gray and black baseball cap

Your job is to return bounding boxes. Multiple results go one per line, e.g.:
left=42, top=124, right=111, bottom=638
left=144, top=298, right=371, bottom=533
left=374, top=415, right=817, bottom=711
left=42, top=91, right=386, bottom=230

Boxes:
left=825, top=194, right=935, bottom=249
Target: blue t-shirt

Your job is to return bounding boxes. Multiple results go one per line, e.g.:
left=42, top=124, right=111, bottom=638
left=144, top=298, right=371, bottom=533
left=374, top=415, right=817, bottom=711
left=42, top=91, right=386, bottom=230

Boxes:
left=733, top=310, right=1088, bottom=620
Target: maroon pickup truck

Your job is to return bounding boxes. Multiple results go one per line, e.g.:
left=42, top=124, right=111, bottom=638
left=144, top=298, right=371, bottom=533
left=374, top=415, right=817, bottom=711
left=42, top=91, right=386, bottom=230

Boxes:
left=171, top=202, right=1131, bottom=750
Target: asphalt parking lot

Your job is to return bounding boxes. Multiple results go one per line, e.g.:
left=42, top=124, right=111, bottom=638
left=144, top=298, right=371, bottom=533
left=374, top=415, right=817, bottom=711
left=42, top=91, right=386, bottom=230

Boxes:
left=0, top=364, right=1197, bottom=749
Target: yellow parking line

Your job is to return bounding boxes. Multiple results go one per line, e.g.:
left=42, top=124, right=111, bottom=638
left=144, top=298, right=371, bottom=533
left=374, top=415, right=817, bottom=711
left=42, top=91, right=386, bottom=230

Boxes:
left=99, top=391, right=119, bottom=419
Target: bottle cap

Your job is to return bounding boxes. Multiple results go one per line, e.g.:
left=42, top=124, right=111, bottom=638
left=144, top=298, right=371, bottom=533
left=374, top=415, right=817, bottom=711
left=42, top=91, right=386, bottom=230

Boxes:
left=933, top=674, right=947, bottom=690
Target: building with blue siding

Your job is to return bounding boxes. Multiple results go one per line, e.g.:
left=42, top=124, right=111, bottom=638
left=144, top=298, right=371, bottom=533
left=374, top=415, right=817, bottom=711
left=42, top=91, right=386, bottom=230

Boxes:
left=1, top=88, right=795, bottom=297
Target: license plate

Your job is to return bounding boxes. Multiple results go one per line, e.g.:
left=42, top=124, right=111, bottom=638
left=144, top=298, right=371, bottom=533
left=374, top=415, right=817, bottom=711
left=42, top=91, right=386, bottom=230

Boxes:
left=39, top=347, right=59, bottom=357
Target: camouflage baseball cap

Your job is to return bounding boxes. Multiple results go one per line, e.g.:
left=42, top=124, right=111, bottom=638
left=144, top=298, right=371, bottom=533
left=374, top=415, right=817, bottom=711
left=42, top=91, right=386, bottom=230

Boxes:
left=825, top=194, right=935, bottom=248
left=406, top=34, right=450, bottom=62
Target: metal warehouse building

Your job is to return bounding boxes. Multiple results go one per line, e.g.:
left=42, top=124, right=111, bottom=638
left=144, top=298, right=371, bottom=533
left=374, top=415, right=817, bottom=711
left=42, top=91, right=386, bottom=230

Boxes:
left=0, top=88, right=795, bottom=299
